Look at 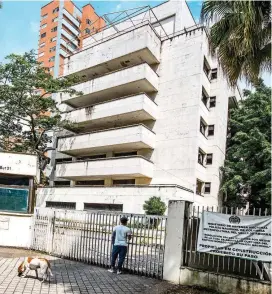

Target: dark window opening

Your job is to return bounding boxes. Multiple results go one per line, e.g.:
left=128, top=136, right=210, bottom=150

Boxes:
left=113, top=179, right=135, bottom=185
left=85, top=28, right=90, bottom=34
left=204, top=182, right=211, bottom=194
left=86, top=19, right=91, bottom=25
left=52, top=7, right=59, bottom=13
left=54, top=181, right=70, bottom=187
left=114, top=151, right=137, bottom=157
left=51, top=26, right=58, bottom=32
left=75, top=180, right=104, bottom=186
left=198, top=149, right=205, bottom=166
left=84, top=203, right=123, bottom=212
left=55, top=158, right=72, bottom=163
left=77, top=154, right=106, bottom=161
left=203, top=57, right=210, bottom=77
left=202, top=88, right=209, bottom=106
left=210, top=96, right=216, bottom=108
left=200, top=118, right=207, bottom=137
left=206, top=153, right=213, bottom=165
left=0, top=176, right=29, bottom=186
left=46, top=201, right=75, bottom=209
left=196, top=179, right=203, bottom=195
left=211, top=69, right=218, bottom=80
left=208, top=125, right=215, bottom=136
left=41, top=33, right=46, bottom=38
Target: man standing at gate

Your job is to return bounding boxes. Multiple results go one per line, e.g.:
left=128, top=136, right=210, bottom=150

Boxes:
left=108, top=216, right=132, bottom=274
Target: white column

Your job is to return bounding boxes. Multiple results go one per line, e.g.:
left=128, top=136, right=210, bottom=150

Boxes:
left=163, top=200, right=187, bottom=283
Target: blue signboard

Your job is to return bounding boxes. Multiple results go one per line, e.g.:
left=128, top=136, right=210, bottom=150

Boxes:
left=0, top=187, right=29, bottom=212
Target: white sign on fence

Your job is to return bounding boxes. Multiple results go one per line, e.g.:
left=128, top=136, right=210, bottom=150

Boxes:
left=197, top=211, right=272, bottom=262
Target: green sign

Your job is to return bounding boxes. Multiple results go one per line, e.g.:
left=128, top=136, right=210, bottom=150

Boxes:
left=0, top=187, right=29, bottom=212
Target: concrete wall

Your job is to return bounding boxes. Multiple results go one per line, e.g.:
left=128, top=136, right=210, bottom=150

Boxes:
left=0, top=213, right=33, bottom=248
left=36, top=186, right=194, bottom=213
left=179, top=267, right=271, bottom=294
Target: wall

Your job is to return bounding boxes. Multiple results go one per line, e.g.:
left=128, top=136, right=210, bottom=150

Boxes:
left=36, top=186, right=194, bottom=213
left=179, top=268, right=271, bottom=294
left=0, top=213, right=33, bottom=248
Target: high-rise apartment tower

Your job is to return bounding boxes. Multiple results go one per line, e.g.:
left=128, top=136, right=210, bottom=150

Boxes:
left=38, top=0, right=105, bottom=77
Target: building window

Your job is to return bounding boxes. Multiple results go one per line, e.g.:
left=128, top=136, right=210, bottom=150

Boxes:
left=85, top=28, right=90, bottom=34
left=202, top=88, right=209, bottom=107
left=50, top=37, right=57, bottom=42
left=196, top=179, right=203, bottom=195
left=39, top=43, right=45, bottom=48
left=40, top=62, right=44, bottom=66
left=41, top=23, right=47, bottom=29
left=86, top=19, right=92, bottom=25
left=75, top=180, right=104, bottom=186
left=49, top=66, right=54, bottom=72
left=41, top=14, right=48, bottom=20
left=113, top=179, right=135, bottom=185
left=210, top=96, right=216, bottom=108
left=84, top=203, right=123, bottom=212
left=114, top=151, right=137, bottom=157
left=52, top=17, right=58, bottom=22
left=41, top=32, right=46, bottom=38
left=55, top=157, right=72, bottom=163
left=38, top=52, right=44, bottom=57
left=52, top=7, right=59, bottom=14
left=54, top=181, right=70, bottom=187
left=198, top=149, right=205, bottom=166
left=46, top=201, right=76, bottom=209
left=49, top=56, right=55, bottom=62
left=211, top=69, right=218, bottom=80
left=200, top=118, right=207, bottom=137
left=208, top=125, right=215, bottom=136
left=77, top=154, right=106, bottom=161
left=206, top=154, right=213, bottom=165
left=49, top=46, right=56, bottom=52
left=204, top=182, right=211, bottom=194
left=0, top=176, right=29, bottom=186
left=203, top=57, right=210, bottom=77
left=51, top=26, right=58, bottom=32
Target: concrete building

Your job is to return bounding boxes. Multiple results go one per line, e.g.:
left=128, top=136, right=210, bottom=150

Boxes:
left=37, top=0, right=242, bottom=213
left=38, top=0, right=105, bottom=77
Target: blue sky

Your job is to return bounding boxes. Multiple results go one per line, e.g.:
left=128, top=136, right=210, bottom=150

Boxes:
left=0, top=0, right=202, bottom=61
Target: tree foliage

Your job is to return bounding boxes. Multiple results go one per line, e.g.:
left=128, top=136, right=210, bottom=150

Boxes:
left=0, top=51, right=81, bottom=166
left=201, top=1, right=271, bottom=86
left=220, top=82, right=271, bottom=210
left=143, top=196, right=167, bottom=216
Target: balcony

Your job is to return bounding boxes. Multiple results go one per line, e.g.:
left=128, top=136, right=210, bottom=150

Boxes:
left=61, top=29, right=78, bottom=47
left=60, top=63, right=159, bottom=107
left=57, top=124, right=155, bottom=156
left=55, top=156, right=154, bottom=180
left=62, top=93, right=157, bottom=132
left=62, top=18, right=79, bottom=38
left=63, top=9, right=80, bottom=27
left=63, top=24, right=160, bottom=78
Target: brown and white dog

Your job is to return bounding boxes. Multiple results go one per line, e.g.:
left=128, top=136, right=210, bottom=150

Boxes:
left=18, top=257, right=53, bottom=282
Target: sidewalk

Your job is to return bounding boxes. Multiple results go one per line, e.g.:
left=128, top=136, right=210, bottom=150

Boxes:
left=0, top=248, right=171, bottom=294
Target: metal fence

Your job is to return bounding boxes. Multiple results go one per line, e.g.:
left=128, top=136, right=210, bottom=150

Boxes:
left=183, top=204, right=271, bottom=282
left=32, top=208, right=167, bottom=279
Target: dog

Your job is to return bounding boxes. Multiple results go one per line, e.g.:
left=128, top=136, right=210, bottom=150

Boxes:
left=18, top=257, right=53, bottom=282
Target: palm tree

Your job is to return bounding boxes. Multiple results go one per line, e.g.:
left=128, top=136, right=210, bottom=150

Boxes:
left=201, top=1, right=271, bottom=86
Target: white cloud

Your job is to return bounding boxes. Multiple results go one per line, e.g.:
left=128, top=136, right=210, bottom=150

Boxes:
left=30, top=21, right=39, bottom=33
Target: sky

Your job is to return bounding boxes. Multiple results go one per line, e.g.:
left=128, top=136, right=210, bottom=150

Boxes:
left=0, top=0, right=270, bottom=86
left=0, top=0, right=202, bottom=61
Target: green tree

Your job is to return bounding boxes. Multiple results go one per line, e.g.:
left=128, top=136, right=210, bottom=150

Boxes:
left=143, top=196, right=167, bottom=215
left=220, top=81, right=271, bottom=210
left=0, top=51, right=81, bottom=167
left=201, top=1, right=271, bottom=86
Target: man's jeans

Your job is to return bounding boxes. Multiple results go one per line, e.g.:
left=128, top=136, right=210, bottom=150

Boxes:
left=111, top=245, right=128, bottom=271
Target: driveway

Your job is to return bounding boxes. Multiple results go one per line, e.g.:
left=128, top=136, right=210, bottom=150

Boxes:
left=0, top=248, right=171, bottom=294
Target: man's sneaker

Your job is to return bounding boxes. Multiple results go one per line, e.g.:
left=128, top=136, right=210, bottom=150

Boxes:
left=116, top=270, right=122, bottom=275
left=108, top=268, right=114, bottom=273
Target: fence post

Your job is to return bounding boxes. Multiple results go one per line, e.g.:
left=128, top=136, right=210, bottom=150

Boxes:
left=163, top=200, right=189, bottom=283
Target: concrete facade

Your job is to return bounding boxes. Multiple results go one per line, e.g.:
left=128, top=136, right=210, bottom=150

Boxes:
left=37, top=0, right=242, bottom=213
